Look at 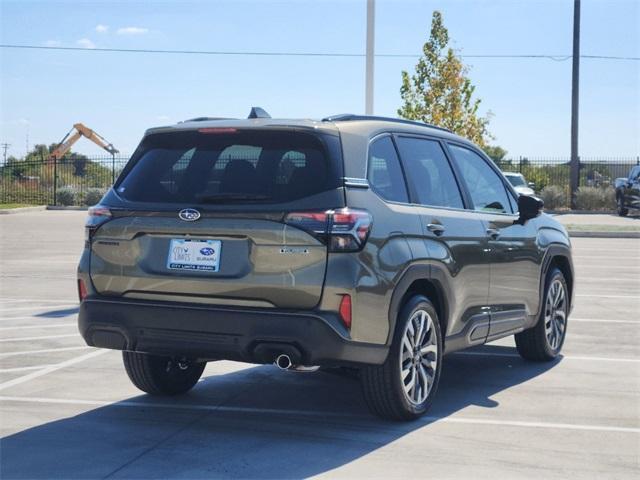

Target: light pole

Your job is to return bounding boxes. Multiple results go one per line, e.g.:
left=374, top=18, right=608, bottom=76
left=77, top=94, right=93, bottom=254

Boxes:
left=569, top=0, right=581, bottom=209
left=365, top=0, right=375, bottom=115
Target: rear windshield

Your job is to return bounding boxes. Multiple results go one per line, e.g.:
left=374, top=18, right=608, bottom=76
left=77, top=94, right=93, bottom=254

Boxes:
left=116, top=129, right=341, bottom=204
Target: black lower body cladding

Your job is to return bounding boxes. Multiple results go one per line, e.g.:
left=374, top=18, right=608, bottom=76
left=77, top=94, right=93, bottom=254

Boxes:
left=78, top=297, right=388, bottom=366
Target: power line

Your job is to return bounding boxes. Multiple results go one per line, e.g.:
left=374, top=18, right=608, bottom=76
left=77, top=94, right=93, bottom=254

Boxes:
left=0, top=44, right=638, bottom=61
left=1, top=143, right=10, bottom=163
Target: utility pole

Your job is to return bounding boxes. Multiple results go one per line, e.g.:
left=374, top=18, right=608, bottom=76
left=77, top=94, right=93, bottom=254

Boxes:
left=1, top=143, right=9, bottom=163
left=365, top=0, right=375, bottom=115
left=569, top=0, right=581, bottom=209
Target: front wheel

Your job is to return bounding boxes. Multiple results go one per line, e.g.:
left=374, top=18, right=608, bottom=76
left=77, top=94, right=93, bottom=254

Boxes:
left=361, top=295, right=443, bottom=421
left=515, top=267, right=569, bottom=361
left=123, top=351, right=206, bottom=395
left=617, top=196, right=628, bottom=216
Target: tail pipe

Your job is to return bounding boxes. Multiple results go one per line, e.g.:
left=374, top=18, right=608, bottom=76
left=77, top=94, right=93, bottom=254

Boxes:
left=274, top=353, right=320, bottom=373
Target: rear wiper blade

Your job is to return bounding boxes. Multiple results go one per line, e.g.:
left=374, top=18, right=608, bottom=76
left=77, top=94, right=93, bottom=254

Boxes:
left=196, top=193, right=271, bottom=203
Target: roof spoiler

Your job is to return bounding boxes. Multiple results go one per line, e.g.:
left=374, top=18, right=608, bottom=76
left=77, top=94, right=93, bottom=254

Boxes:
left=248, top=107, right=271, bottom=119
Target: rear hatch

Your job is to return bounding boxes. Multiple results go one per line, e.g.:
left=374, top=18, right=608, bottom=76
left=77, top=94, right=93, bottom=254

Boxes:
left=89, top=126, right=345, bottom=309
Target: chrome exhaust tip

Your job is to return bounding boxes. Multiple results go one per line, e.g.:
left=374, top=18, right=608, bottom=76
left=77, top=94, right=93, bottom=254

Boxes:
left=275, top=354, right=293, bottom=370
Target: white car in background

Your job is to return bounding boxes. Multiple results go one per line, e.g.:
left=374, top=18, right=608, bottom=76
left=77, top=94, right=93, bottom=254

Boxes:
left=503, top=172, right=536, bottom=196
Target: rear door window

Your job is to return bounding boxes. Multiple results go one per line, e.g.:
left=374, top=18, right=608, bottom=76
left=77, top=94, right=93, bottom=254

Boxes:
left=367, top=136, right=409, bottom=203
left=395, top=137, right=464, bottom=209
left=116, top=130, right=340, bottom=204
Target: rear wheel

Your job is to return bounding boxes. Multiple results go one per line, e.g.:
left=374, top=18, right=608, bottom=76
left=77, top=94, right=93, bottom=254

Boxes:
left=361, top=295, right=442, bottom=421
left=122, top=351, right=205, bottom=395
left=515, top=267, right=568, bottom=361
left=617, top=196, right=629, bottom=216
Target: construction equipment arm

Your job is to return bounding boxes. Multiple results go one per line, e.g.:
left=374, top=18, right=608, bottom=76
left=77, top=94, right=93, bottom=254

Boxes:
left=49, top=123, right=119, bottom=160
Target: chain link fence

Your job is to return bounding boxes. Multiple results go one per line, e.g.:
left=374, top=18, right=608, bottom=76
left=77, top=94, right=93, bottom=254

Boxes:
left=1, top=155, right=638, bottom=209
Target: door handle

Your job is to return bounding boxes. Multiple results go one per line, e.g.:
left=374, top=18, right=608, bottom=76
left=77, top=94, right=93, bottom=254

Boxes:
left=427, top=223, right=445, bottom=236
left=486, top=228, right=500, bottom=240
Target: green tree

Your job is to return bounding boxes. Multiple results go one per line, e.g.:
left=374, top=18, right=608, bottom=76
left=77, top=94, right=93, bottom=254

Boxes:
left=483, top=145, right=507, bottom=162
left=398, top=11, right=491, bottom=146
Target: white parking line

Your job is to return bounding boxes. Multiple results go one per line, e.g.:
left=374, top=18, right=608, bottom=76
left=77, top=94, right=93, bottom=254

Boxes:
left=0, top=323, right=76, bottom=331
left=0, top=304, right=77, bottom=313
left=571, top=318, right=639, bottom=325
left=453, top=351, right=640, bottom=363
left=0, top=315, right=77, bottom=323
left=0, top=333, right=79, bottom=343
left=0, top=350, right=108, bottom=391
left=0, top=395, right=637, bottom=434
left=0, top=346, right=90, bottom=358
left=0, top=365, right=57, bottom=373
left=575, top=294, right=639, bottom=299
left=0, top=298, right=77, bottom=304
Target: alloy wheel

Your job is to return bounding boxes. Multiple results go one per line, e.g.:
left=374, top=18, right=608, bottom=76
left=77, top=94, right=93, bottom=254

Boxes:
left=544, top=278, right=567, bottom=350
left=399, top=309, right=438, bottom=405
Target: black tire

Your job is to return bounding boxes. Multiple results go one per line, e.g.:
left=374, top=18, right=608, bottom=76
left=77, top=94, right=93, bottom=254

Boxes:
left=617, top=196, right=629, bottom=217
left=361, top=295, right=443, bottom=421
left=122, top=351, right=206, bottom=395
left=515, top=267, right=569, bottom=361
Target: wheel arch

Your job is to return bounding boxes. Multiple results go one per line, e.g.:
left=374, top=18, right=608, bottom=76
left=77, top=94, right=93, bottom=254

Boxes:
left=540, top=246, right=574, bottom=314
left=387, top=263, right=450, bottom=347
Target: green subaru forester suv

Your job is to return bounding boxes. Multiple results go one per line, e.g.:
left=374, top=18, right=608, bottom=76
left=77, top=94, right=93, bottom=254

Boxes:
left=78, top=109, right=573, bottom=420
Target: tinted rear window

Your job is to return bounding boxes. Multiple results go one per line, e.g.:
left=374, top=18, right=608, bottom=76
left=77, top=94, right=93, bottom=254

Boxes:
left=116, top=129, right=341, bottom=204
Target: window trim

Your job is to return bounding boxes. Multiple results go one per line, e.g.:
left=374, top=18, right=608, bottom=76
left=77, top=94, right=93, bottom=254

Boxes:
left=445, top=141, right=519, bottom=217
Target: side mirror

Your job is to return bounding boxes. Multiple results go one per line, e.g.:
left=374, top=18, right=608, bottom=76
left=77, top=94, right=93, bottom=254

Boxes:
left=516, top=194, right=544, bottom=224
left=528, top=182, right=536, bottom=189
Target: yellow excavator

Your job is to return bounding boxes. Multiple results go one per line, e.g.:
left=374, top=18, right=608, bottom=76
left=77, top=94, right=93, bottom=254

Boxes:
left=49, top=123, right=118, bottom=162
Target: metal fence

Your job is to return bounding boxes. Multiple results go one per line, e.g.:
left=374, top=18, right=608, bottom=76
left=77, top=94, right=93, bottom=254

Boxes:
left=1, top=155, right=638, bottom=207
left=0, top=156, right=129, bottom=206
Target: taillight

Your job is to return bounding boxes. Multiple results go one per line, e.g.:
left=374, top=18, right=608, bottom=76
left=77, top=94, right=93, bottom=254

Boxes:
left=284, top=208, right=372, bottom=252
left=77, top=279, right=88, bottom=302
left=85, top=204, right=112, bottom=242
left=339, top=294, right=352, bottom=329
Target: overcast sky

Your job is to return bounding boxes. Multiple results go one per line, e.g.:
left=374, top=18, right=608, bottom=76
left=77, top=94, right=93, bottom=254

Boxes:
left=1, top=0, right=638, bottom=159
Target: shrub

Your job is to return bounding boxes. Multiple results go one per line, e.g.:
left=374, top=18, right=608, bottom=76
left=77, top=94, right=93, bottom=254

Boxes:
left=56, top=186, right=76, bottom=206
left=601, top=186, right=616, bottom=210
left=575, top=186, right=616, bottom=211
left=540, top=185, right=567, bottom=210
left=84, top=188, right=106, bottom=206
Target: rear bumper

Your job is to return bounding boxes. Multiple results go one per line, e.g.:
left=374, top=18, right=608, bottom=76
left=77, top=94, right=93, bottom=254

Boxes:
left=78, top=296, right=388, bottom=366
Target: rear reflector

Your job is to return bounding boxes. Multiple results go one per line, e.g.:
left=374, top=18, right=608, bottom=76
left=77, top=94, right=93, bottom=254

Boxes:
left=77, top=279, right=88, bottom=302
left=339, top=294, right=352, bottom=329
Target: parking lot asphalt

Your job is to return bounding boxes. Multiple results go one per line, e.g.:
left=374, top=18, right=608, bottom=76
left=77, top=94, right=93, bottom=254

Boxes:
left=0, top=211, right=638, bottom=479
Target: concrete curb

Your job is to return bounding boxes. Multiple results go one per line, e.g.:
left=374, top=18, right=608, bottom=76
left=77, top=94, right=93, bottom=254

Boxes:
left=45, top=206, right=89, bottom=211
left=0, top=205, right=47, bottom=215
left=568, top=231, right=640, bottom=239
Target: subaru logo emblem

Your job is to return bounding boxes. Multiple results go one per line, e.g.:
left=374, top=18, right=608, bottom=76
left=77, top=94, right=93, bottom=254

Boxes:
left=178, top=208, right=201, bottom=222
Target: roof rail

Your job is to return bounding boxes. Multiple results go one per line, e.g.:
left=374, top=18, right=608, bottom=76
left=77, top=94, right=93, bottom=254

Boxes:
left=179, top=117, right=232, bottom=123
left=321, top=114, right=453, bottom=133
left=248, top=107, right=271, bottom=119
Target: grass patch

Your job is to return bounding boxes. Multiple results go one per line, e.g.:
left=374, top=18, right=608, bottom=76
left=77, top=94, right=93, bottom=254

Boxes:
left=0, top=203, right=38, bottom=209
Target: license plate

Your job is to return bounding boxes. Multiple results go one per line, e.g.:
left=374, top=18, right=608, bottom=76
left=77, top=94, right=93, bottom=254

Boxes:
left=167, top=239, right=222, bottom=272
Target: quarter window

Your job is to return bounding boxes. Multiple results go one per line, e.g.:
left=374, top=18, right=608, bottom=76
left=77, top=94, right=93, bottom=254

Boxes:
left=395, top=137, right=464, bottom=209
left=367, top=136, right=409, bottom=203
left=449, top=144, right=513, bottom=213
